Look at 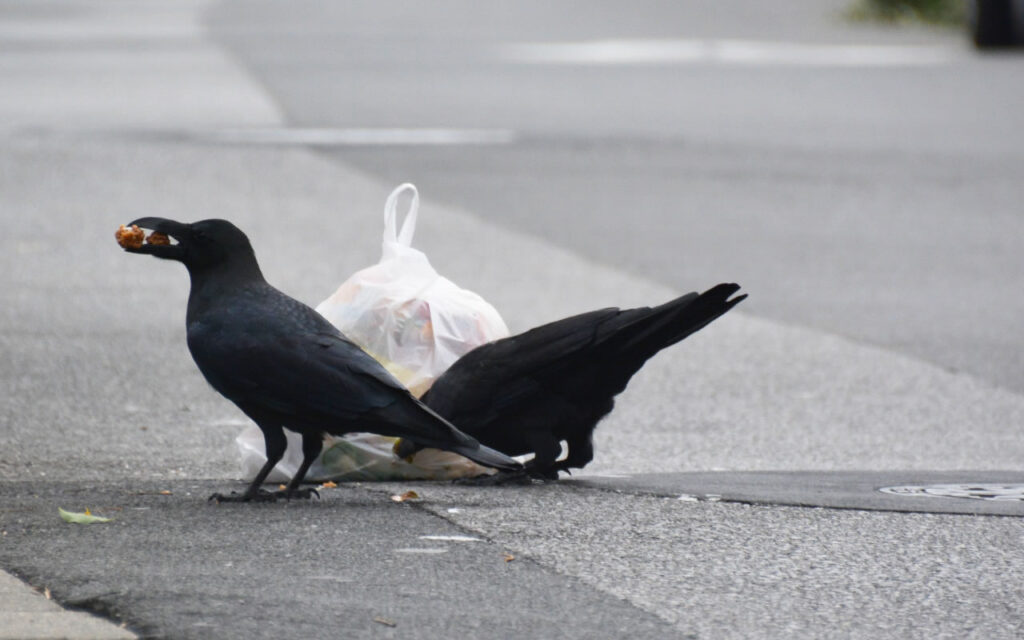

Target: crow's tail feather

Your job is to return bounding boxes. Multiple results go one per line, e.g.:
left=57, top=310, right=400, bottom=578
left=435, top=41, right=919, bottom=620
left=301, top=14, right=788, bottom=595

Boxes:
left=601, top=283, right=745, bottom=390
left=648, top=282, right=745, bottom=352
left=451, top=442, right=522, bottom=471
left=393, top=437, right=519, bottom=471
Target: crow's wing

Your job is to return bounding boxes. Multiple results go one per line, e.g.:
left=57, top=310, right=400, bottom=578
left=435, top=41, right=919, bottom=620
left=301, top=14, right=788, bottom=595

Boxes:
left=190, top=323, right=406, bottom=420
left=193, top=325, right=523, bottom=467
left=423, top=304, right=665, bottom=422
left=425, top=285, right=744, bottom=424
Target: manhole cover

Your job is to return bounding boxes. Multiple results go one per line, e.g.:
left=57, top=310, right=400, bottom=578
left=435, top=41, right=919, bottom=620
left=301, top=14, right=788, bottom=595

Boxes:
left=879, top=484, right=1024, bottom=502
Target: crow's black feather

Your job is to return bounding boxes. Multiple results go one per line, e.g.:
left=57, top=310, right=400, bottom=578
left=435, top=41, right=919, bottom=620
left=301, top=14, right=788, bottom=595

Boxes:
left=402, top=284, right=745, bottom=480
left=122, top=217, right=520, bottom=502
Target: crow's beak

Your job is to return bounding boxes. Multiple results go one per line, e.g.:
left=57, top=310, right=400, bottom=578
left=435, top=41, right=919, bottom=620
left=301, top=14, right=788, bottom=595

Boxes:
left=123, top=217, right=188, bottom=260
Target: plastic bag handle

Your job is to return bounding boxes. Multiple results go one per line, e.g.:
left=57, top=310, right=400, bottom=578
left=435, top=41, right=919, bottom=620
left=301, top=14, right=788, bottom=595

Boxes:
left=383, top=183, right=419, bottom=248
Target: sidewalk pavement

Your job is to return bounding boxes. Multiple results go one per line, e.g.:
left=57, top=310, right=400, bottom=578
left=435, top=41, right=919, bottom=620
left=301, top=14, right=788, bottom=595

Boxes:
left=0, top=571, right=134, bottom=640
left=1, top=1, right=277, bottom=638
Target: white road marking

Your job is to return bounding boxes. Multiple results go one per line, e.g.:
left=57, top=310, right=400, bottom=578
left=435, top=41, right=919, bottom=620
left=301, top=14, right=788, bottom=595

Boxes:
left=498, top=38, right=958, bottom=67
left=203, top=127, right=517, bottom=146
left=418, top=535, right=483, bottom=542
left=394, top=547, right=449, bottom=554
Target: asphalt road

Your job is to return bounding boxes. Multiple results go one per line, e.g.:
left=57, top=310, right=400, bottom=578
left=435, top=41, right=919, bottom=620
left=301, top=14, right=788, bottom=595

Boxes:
left=208, top=0, right=1024, bottom=394
left=2, top=1, right=1024, bottom=639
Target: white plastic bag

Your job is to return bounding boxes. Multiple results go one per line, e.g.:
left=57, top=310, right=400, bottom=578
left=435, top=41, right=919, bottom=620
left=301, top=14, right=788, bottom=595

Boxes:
left=316, top=183, right=509, bottom=396
left=235, top=183, right=510, bottom=482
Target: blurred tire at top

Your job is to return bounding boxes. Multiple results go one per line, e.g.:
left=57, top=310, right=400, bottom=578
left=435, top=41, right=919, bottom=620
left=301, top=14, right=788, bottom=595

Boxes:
left=968, top=0, right=1024, bottom=46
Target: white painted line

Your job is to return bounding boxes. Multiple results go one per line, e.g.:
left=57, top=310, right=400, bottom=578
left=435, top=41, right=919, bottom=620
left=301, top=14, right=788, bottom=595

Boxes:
left=418, top=535, right=483, bottom=542
left=394, top=547, right=449, bottom=554
left=498, top=39, right=957, bottom=67
left=203, top=127, right=517, bottom=146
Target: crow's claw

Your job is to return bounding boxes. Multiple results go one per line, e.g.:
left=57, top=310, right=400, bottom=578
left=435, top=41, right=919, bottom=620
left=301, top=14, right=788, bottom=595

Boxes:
left=208, top=488, right=280, bottom=503
left=453, top=470, right=538, bottom=486
left=280, top=487, right=320, bottom=501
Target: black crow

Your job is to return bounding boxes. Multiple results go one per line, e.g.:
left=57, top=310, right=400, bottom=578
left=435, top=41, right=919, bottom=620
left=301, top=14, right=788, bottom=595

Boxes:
left=396, top=284, right=745, bottom=480
left=121, top=217, right=520, bottom=501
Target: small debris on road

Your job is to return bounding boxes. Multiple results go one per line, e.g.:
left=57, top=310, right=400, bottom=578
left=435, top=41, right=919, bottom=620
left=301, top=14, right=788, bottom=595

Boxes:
left=58, top=507, right=113, bottom=524
left=390, top=490, right=421, bottom=503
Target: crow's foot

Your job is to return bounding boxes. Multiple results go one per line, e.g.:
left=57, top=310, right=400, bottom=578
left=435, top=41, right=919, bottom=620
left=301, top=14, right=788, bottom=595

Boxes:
left=208, top=487, right=320, bottom=503
left=527, top=468, right=561, bottom=482
left=454, top=470, right=539, bottom=486
left=208, top=488, right=280, bottom=503
left=278, top=487, right=320, bottom=501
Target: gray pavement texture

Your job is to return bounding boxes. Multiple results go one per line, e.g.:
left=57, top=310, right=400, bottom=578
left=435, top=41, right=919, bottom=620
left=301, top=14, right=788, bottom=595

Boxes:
left=0, top=481, right=682, bottom=640
left=571, top=471, right=1024, bottom=516
left=385, top=480, right=1024, bottom=640
left=2, top=0, right=1024, bottom=639
left=208, top=0, right=1024, bottom=394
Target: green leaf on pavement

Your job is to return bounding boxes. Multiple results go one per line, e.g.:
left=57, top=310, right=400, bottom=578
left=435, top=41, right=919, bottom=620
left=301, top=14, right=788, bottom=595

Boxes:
left=58, top=507, right=113, bottom=524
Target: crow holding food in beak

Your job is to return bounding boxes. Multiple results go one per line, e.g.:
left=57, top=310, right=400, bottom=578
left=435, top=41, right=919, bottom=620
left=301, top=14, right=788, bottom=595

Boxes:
left=396, top=283, right=746, bottom=481
left=120, top=217, right=521, bottom=502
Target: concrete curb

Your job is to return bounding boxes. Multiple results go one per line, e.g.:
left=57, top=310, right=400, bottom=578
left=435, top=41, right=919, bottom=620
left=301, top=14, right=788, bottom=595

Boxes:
left=0, top=571, right=135, bottom=640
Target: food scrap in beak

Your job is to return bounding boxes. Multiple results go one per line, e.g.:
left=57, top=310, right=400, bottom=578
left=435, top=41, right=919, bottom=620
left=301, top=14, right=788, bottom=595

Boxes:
left=146, top=231, right=171, bottom=246
left=115, top=224, right=146, bottom=249
left=116, top=221, right=181, bottom=258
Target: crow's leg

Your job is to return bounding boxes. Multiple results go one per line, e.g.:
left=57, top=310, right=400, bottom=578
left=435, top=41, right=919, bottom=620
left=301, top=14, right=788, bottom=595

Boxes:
left=553, top=430, right=594, bottom=474
left=210, top=423, right=287, bottom=503
left=276, top=432, right=324, bottom=500
left=460, top=431, right=562, bottom=485
left=523, top=432, right=564, bottom=481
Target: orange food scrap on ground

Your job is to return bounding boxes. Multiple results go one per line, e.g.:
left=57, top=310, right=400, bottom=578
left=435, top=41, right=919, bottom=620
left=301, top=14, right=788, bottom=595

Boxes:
left=319, top=481, right=338, bottom=489
left=390, top=490, right=421, bottom=503
left=115, top=224, right=145, bottom=249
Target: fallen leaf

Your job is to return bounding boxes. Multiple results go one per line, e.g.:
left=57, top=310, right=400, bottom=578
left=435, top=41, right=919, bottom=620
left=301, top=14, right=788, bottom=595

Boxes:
left=319, top=481, right=338, bottom=489
left=390, top=490, right=421, bottom=503
left=58, top=507, right=113, bottom=524
left=503, top=553, right=515, bottom=563
left=373, top=617, right=397, bottom=627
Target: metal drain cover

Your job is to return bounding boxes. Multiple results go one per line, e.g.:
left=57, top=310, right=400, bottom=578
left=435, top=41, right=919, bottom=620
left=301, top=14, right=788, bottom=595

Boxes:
left=879, top=484, right=1024, bottom=502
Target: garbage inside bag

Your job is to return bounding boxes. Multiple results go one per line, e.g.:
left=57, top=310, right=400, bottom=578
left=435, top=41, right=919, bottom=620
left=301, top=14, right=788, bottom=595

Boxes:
left=235, top=183, right=510, bottom=482
left=316, top=183, right=509, bottom=396
left=235, top=428, right=496, bottom=483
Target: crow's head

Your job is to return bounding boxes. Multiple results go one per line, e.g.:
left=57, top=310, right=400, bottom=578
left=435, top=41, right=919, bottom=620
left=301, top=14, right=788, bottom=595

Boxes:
left=122, top=217, right=259, bottom=276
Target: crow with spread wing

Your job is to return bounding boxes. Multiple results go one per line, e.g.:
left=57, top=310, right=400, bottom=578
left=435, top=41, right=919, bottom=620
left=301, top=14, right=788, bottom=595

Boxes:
left=397, top=284, right=746, bottom=480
